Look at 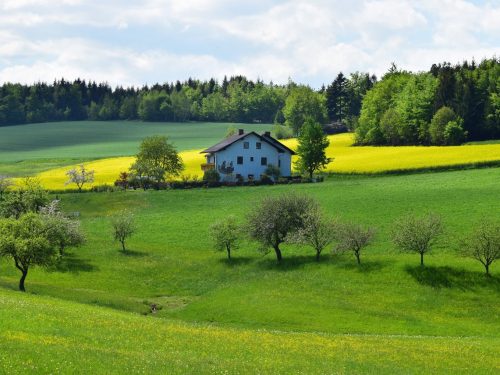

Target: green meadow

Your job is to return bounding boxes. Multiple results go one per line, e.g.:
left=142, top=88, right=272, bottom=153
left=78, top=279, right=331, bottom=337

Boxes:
left=0, top=121, right=271, bottom=176
left=1, top=168, right=499, bottom=373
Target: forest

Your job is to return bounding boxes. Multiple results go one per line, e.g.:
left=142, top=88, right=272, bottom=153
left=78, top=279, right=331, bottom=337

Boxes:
left=0, top=58, right=498, bottom=144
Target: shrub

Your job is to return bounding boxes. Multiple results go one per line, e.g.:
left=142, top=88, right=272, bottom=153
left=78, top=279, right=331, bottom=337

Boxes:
left=272, top=124, right=294, bottom=140
left=264, top=164, right=281, bottom=181
left=444, top=120, right=467, bottom=145
left=260, top=174, right=274, bottom=185
left=429, top=107, right=458, bottom=145
left=203, top=169, right=221, bottom=183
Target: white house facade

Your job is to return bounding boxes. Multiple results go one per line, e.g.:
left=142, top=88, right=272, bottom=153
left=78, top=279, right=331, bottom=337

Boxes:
left=201, top=129, right=295, bottom=181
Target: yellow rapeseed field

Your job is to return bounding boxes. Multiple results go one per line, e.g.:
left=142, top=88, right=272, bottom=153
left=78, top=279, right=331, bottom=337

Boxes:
left=23, top=133, right=500, bottom=190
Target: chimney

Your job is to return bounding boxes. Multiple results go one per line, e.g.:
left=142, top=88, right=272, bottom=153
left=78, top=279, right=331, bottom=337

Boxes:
left=264, top=131, right=271, bottom=137
left=238, top=129, right=244, bottom=135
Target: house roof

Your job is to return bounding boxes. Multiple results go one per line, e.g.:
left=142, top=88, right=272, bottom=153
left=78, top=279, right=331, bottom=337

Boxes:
left=201, top=131, right=296, bottom=155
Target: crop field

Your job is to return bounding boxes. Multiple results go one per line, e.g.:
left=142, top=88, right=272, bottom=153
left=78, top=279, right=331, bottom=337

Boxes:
left=1, top=168, right=499, bottom=373
left=18, top=132, right=500, bottom=190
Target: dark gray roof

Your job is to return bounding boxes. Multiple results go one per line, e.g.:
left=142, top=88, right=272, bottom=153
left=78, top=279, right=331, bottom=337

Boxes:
left=201, top=131, right=296, bottom=155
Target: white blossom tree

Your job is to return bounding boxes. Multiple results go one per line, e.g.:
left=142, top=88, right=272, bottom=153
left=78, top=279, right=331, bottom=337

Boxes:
left=65, top=165, right=95, bottom=192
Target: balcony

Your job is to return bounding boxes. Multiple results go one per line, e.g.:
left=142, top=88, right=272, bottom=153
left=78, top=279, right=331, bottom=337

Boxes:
left=201, top=163, right=215, bottom=171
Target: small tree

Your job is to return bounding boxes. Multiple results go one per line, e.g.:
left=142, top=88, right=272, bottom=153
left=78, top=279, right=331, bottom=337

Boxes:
left=461, top=220, right=500, bottom=276
left=333, top=221, right=375, bottom=265
left=225, top=125, right=237, bottom=138
left=0, top=175, right=12, bottom=198
left=392, top=213, right=443, bottom=266
left=0, top=178, right=49, bottom=219
left=210, top=216, right=240, bottom=260
left=247, top=194, right=317, bottom=262
left=111, top=211, right=136, bottom=252
left=66, top=164, right=95, bottom=192
left=0, top=213, right=57, bottom=291
left=295, top=118, right=331, bottom=179
left=287, top=208, right=337, bottom=261
left=131, top=135, right=184, bottom=184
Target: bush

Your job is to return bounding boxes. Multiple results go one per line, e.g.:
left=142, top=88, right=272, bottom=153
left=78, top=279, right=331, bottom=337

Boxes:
left=264, top=164, right=280, bottom=181
left=260, top=174, right=274, bottom=185
left=444, top=120, right=467, bottom=145
left=272, top=124, right=294, bottom=140
left=429, top=107, right=458, bottom=145
left=203, top=169, right=221, bottom=183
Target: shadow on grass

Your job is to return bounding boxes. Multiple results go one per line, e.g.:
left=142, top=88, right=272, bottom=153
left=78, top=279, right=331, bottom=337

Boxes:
left=49, top=253, right=98, bottom=274
left=259, top=255, right=332, bottom=271
left=120, top=249, right=148, bottom=257
left=331, top=258, right=390, bottom=273
left=218, top=256, right=254, bottom=266
left=406, top=265, right=500, bottom=292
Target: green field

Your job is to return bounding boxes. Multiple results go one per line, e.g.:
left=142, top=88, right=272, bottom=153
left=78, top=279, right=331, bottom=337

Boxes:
left=1, top=168, right=499, bottom=373
left=0, top=121, right=271, bottom=176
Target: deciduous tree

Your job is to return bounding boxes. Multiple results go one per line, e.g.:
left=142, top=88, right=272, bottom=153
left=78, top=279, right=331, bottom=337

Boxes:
left=0, top=213, right=58, bottom=291
left=247, top=194, right=317, bottom=262
left=210, top=215, right=240, bottom=260
left=392, top=213, right=443, bottom=266
left=295, top=118, right=331, bottom=179
left=461, top=220, right=500, bottom=276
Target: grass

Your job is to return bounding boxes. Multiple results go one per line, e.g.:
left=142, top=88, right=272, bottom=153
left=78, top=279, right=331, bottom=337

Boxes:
left=0, top=121, right=271, bottom=175
left=1, top=288, right=498, bottom=374
left=23, top=132, right=500, bottom=190
left=1, top=168, right=499, bottom=373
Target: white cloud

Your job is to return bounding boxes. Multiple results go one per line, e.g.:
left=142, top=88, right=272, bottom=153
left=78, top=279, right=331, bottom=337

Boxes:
left=0, top=0, right=498, bottom=87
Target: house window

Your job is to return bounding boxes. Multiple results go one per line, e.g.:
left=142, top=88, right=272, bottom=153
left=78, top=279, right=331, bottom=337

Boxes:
left=250, top=157, right=254, bottom=162
left=243, top=141, right=249, bottom=149
left=237, top=156, right=243, bottom=165
left=256, top=142, right=261, bottom=149
left=278, top=160, right=281, bottom=167
left=261, top=157, right=267, bottom=166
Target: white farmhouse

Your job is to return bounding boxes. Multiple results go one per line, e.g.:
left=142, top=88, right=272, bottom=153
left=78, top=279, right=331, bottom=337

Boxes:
left=201, top=129, right=295, bottom=181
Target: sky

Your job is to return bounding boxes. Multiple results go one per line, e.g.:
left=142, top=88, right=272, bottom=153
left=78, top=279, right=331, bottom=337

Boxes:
left=0, top=0, right=499, bottom=88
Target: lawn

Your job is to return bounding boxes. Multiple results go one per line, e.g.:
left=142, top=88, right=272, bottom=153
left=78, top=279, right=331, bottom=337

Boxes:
left=1, top=168, right=499, bottom=373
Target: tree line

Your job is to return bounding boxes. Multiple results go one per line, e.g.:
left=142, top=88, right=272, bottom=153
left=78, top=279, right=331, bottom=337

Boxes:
left=1, top=57, right=498, bottom=144
left=0, top=74, right=373, bottom=133
left=210, top=194, right=500, bottom=275
left=356, top=58, right=500, bottom=145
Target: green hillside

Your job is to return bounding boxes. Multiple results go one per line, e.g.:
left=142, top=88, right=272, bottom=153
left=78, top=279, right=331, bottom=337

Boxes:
left=1, top=169, right=499, bottom=373
left=1, top=288, right=497, bottom=374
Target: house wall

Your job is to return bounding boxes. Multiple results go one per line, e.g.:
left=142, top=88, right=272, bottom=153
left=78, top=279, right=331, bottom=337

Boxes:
left=213, top=133, right=292, bottom=180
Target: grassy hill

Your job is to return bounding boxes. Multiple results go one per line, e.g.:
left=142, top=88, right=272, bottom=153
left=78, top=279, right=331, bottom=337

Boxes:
left=1, top=168, right=499, bottom=372
left=1, top=288, right=497, bottom=374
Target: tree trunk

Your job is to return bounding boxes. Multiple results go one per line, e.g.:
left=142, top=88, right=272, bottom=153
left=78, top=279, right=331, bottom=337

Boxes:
left=485, top=263, right=490, bottom=276
left=273, top=245, right=282, bottom=263
left=355, top=252, right=361, bottom=265
left=226, top=245, right=231, bottom=260
left=309, top=170, right=313, bottom=180
left=19, top=269, right=28, bottom=292
left=121, top=240, right=126, bottom=252
left=420, top=252, right=424, bottom=266
left=316, top=250, right=321, bottom=262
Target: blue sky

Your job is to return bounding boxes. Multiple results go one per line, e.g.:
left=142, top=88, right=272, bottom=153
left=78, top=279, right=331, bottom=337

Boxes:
left=0, top=0, right=498, bottom=87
